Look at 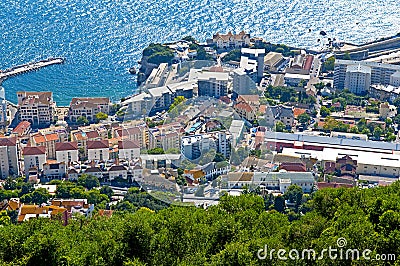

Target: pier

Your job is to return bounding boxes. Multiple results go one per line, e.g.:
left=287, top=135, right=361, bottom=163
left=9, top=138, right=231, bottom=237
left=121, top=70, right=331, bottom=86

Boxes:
left=0, top=57, right=65, bottom=82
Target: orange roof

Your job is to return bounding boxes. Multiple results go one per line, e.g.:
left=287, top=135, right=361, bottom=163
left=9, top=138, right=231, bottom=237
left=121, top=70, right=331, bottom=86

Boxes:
left=234, top=102, right=254, bottom=113
left=293, top=108, right=307, bottom=118
left=45, top=133, right=59, bottom=141
left=12, top=121, right=31, bottom=136
left=32, top=134, right=46, bottom=144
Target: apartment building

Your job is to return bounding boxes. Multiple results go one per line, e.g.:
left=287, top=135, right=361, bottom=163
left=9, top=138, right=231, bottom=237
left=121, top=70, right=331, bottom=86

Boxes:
left=334, top=60, right=400, bottom=90
left=68, top=97, right=110, bottom=123
left=263, top=105, right=295, bottom=128
left=233, top=101, right=256, bottom=122
left=55, top=142, right=79, bottom=164
left=87, top=140, right=109, bottom=161
left=114, top=125, right=148, bottom=149
left=197, top=72, right=229, bottom=98
left=118, top=140, right=140, bottom=160
left=181, top=131, right=230, bottom=160
left=23, top=146, right=47, bottom=178
left=344, top=64, right=372, bottom=94
left=240, top=48, right=265, bottom=81
left=0, top=137, right=19, bottom=178
left=17, top=91, right=55, bottom=127
left=30, top=132, right=60, bottom=160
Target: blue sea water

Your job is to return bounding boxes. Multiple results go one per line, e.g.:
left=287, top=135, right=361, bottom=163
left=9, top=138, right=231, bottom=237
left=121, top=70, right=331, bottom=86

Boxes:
left=0, top=0, right=399, bottom=105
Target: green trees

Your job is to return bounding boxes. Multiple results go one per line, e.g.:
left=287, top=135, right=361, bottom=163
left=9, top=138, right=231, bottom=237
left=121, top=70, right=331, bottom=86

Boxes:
left=143, top=43, right=174, bottom=65
left=274, top=121, right=286, bottom=132
left=146, top=147, right=165, bottom=155
left=0, top=182, right=400, bottom=264
left=221, top=49, right=241, bottom=62
left=320, top=106, right=331, bottom=117
left=95, top=112, right=108, bottom=122
left=297, top=112, right=311, bottom=125
left=77, top=174, right=100, bottom=190
left=323, top=56, right=335, bottom=72
left=20, top=188, right=50, bottom=204
left=76, top=116, right=89, bottom=125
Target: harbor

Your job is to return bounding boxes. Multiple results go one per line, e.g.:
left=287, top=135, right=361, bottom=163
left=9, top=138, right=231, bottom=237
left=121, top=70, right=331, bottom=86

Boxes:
left=0, top=57, right=65, bottom=82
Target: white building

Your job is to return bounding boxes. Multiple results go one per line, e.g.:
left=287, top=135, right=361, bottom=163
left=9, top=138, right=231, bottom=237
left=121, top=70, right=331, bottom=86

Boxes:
left=108, top=165, right=128, bottom=181
left=0, top=137, right=19, bottom=178
left=118, top=140, right=140, bottom=160
left=43, top=161, right=67, bottom=179
left=232, top=68, right=257, bottom=96
left=181, top=131, right=230, bottom=160
left=210, top=31, right=251, bottom=49
left=23, top=146, right=47, bottom=178
left=17, top=91, right=55, bottom=127
left=229, top=120, right=245, bottom=147
left=390, top=71, right=400, bottom=87
left=87, top=140, right=109, bottom=161
left=240, top=48, right=265, bottom=80
left=344, top=64, right=372, bottom=94
left=68, top=97, right=110, bottom=123
left=55, top=142, right=79, bottom=164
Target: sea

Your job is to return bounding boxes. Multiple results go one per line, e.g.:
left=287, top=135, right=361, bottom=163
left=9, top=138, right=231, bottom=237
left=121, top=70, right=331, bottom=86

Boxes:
left=0, top=0, right=399, bottom=105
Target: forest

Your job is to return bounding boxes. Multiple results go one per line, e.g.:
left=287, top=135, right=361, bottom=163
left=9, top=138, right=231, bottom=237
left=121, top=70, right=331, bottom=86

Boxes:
left=0, top=182, right=399, bottom=265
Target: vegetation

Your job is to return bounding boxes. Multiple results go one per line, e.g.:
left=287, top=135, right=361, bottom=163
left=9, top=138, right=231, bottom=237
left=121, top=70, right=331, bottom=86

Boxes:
left=1, top=182, right=400, bottom=265
left=297, top=112, right=311, bottom=125
left=221, top=49, right=241, bottom=62
left=322, top=56, right=335, bottom=72
left=265, top=85, right=316, bottom=105
left=95, top=112, right=108, bottom=122
left=143, top=43, right=174, bottom=65
left=76, top=116, right=89, bottom=125
left=253, top=41, right=298, bottom=57
left=146, top=148, right=165, bottom=155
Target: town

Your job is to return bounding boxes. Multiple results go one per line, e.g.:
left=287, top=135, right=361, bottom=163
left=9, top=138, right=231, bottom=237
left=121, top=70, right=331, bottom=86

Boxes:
left=1, top=31, right=400, bottom=223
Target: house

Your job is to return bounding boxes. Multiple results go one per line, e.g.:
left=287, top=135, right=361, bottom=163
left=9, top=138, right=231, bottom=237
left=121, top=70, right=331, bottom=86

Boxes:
left=108, top=165, right=128, bottom=181
left=264, top=105, right=295, bottom=128
left=67, top=168, right=79, bottom=180
left=131, top=164, right=143, bottom=180
left=87, top=140, right=109, bottom=161
left=17, top=91, right=55, bottom=127
left=336, top=155, right=357, bottom=177
left=23, top=146, right=47, bottom=179
left=279, top=162, right=307, bottom=172
left=114, top=125, right=148, bottom=149
left=56, top=142, right=79, bottom=164
left=209, top=31, right=251, bottom=49
left=234, top=102, right=256, bottom=122
left=0, top=137, right=19, bottom=178
left=237, top=95, right=260, bottom=107
left=68, top=97, right=110, bottom=123
left=43, top=161, right=67, bottom=179
left=18, top=204, right=67, bottom=222
left=84, top=167, right=103, bottom=179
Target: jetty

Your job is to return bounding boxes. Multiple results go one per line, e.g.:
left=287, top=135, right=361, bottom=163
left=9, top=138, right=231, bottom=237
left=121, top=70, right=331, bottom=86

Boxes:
left=0, top=57, right=65, bottom=82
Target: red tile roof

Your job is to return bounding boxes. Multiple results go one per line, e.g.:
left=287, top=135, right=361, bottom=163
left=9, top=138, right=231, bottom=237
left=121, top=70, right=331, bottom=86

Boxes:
left=0, top=137, right=17, bottom=147
left=87, top=140, right=109, bottom=149
left=12, top=121, right=31, bottom=136
left=234, top=102, right=254, bottom=113
left=24, top=146, right=46, bottom=156
left=118, top=140, right=140, bottom=150
left=56, top=142, right=78, bottom=151
left=86, top=131, right=99, bottom=139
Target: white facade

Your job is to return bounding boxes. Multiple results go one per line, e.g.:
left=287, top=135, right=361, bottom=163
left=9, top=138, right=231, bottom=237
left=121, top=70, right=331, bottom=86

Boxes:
left=56, top=150, right=79, bottom=164
left=118, top=147, right=140, bottom=160
left=88, top=148, right=109, bottom=161
left=344, top=64, right=372, bottom=94
left=24, top=154, right=46, bottom=177
left=390, top=71, right=400, bottom=87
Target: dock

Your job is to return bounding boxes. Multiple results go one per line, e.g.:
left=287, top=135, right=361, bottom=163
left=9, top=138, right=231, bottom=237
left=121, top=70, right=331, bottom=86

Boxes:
left=0, top=57, right=65, bottom=82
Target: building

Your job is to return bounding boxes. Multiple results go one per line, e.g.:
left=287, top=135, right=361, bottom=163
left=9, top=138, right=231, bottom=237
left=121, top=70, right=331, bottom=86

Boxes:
left=390, top=71, right=400, bottom=86
left=232, top=68, right=257, bottom=97
left=87, top=140, right=109, bottom=161
left=233, top=101, right=256, bottom=122
left=197, top=71, right=229, bottom=98
left=55, top=142, right=79, bottom=164
left=30, top=133, right=60, bottom=160
left=334, top=60, right=400, bottom=90
left=344, top=64, right=372, bottom=94
left=12, top=121, right=31, bottom=138
left=284, top=73, right=311, bottom=87
left=369, top=84, right=400, bottom=103
left=114, top=125, right=148, bottom=149
left=264, top=52, right=284, bottom=71
left=43, top=161, right=67, bottom=179
left=264, top=105, right=295, bottom=128
left=224, top=171, right=315, bottom=193
left=0, top=86, right=6, bottom=128
left=240, top=48, right=265, bottom=80
left=68, top=97, right=110, bottom=123
left=209, top=31, right=250, bottom=49
left=84, top=167, right=103, bottom=179
left=108, top=165, right=128, bottom=181
left=140, top=154, right=181, bottom=169
left=229, top=120, right=245, bottom=146
left=17, top=91, right=55, bottom=127
left=181, top=131, right=230, bottom=160
left=0, top=137, right=19, bottom=178
left=23, top=146, right=47, bottom=178
left=118, top=140, right=140, bottom=160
